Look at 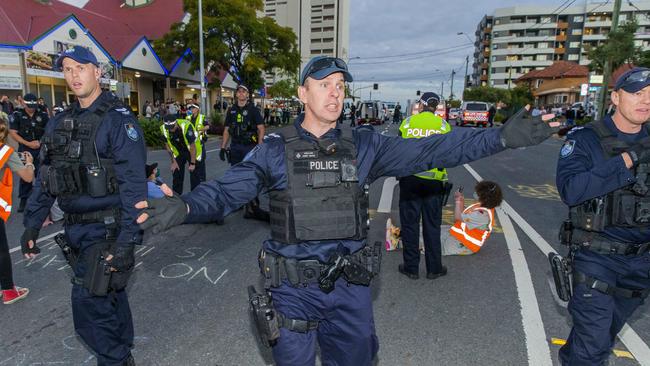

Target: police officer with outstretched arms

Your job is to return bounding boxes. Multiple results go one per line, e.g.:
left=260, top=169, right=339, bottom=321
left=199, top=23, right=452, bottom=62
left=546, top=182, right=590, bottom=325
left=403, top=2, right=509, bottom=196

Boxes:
left=552, top=67, right=650, bottom=365
left=21, top=46, right=146, bottom=366
left=135, top=56, right=558, bottom=366
left=9, top=93, right=48, bottom=212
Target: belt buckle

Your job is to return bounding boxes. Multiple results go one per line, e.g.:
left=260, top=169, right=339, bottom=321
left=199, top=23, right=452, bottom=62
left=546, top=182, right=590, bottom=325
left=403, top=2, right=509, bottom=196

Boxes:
left=296, top=260, right=321, bottom=285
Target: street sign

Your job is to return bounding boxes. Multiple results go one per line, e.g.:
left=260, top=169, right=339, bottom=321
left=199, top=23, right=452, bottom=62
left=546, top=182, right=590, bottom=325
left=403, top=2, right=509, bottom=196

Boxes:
left=589, top=86, right=601, bottom=92
left=589, top=75, right=604, bottom=84
left=580, top=83, right=588, bottom=96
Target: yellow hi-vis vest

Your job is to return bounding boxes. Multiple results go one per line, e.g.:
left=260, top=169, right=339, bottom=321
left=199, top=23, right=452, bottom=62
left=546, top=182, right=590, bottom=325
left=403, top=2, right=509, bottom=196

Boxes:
left=160, top=119, right=203, bottom=162
left=191, top=113, right=207, bottom=141
left=0, top=143, right=15, bottom=221
left=398, top=111, right=451, bottom=181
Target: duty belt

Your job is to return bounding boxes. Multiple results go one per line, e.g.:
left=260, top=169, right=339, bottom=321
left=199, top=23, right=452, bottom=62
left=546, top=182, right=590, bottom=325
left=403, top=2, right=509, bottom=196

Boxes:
left=278, top=313, right=319, bottom=333
left=64, top=208, right=120, bottom=240
left=573, top=272, right=650, bottom=299
left=572, top=230, right=650, bottom=256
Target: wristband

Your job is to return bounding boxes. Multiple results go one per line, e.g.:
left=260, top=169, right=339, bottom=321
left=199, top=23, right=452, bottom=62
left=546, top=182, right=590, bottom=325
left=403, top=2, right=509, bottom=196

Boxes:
left=189, top=162, right=196, bottom=166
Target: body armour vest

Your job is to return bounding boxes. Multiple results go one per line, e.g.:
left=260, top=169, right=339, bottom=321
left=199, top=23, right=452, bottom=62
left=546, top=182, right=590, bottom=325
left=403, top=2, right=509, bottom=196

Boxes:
left=269, top=126, right=369, bottom=244
left=15, top=110, right=47, bottom=142
left=40, top=97, right=120, bottom=199
left=570, top=119, right=650, bottom=231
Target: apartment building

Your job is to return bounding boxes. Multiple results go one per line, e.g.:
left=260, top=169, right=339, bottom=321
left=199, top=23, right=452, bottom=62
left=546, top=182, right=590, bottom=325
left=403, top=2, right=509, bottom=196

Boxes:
left=263, top=0, right=350, bottom=85
left=474, top=1, right=650, bottom=89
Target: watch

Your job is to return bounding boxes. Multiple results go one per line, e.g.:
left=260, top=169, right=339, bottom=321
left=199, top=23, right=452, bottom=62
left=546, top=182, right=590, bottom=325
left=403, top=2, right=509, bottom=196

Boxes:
left=189, top=162, right=196, bottom=166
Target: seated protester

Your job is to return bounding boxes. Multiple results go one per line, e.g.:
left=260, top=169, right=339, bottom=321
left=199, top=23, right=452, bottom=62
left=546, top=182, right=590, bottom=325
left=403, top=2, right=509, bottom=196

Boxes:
left=442, top=180, right=502, bottom=256
left=146, top=163, right=164, bottom=199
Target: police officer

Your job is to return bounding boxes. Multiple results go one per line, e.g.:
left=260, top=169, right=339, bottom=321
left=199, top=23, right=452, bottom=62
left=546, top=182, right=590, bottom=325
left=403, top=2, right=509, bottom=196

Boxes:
left=21, top=46, right=145, bottom=366
left=160, top=113, right=200, bottom=194
left=187, top=103, right=208, bottom=183
left=556, top=67, right=650, bottom=365
left=220, top=84, right=268, bottom=221
left=9, top=93, right=48, bottom=212
left=135, top=56, right=558, bottom=366
left=397, top=92, right=451, bottom=280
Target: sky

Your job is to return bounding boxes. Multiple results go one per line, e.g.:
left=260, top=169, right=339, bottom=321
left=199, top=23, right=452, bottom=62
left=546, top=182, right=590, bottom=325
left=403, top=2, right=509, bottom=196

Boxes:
left=348, top=0, right=576, bottom=105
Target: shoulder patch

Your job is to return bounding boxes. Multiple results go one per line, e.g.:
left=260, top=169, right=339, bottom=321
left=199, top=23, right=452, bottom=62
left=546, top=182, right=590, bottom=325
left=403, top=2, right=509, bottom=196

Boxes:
left=124, top=123, right=139, bottom=141
left=560, top=139, right=575, bottom=158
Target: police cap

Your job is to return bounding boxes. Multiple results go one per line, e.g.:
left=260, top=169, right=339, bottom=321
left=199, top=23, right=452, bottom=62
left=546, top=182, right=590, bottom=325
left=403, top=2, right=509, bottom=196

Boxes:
left=163, top=114, right=177, bottom=125
left=23, top=93, right=38, bottom=108
left=417, top=92, right=440, bottom=108
left=55, top=46, right=99, bottom=70
left=614, top=67, right=650, bottom=93
left=300, top=56, right=353, bottom=85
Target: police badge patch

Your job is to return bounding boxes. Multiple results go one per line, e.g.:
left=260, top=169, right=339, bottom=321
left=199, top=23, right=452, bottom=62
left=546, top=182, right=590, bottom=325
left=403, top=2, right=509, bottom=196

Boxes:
left=124, top=123, right=139, bottom=141
left=560, top=140, right=575, bottom=158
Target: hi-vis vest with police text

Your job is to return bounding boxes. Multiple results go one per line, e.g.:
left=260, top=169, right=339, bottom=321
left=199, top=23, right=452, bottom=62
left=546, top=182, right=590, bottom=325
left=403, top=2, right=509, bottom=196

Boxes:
left=0, top=143, right=15, bottom=221
left=269, top=126, right=369, bottom=244
left=449, top=203, right=494, bottom=253
left=160, top=119, right=202, bottom=162
left=192, top=114, right=207, bottom=141
left=399, top=111, right=451, bottom=181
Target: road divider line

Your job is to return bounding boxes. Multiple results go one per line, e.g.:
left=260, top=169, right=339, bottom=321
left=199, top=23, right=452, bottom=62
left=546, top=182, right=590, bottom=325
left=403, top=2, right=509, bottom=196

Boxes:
left=497, top=206, right=553, bottom=366
left=10, top=229, right=63, bottom=254
left=377, top=177, right=398, bottom=213
left=463, top=163, right=650, bottom=366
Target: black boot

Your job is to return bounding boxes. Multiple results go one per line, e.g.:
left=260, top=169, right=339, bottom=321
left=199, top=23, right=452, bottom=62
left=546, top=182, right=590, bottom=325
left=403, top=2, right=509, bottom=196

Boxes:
left=17, top=198, right=26, bottom=213
left=122, top=353, right=135, bottom=366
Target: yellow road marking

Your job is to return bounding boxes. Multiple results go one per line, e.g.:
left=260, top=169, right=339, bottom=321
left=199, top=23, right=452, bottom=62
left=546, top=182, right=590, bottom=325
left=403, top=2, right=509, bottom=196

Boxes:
left=550, top=338, right=636, bottom=360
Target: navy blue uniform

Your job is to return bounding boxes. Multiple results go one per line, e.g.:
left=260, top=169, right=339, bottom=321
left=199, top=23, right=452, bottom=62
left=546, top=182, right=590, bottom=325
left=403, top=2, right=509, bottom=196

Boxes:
left=24, top=92, right=146, bottom=366
left=556, top=116, right=650, bottom=365
left=9, top=108, right=48, bottom=200
left=224, top=103, right=263, bottom=164
left=181, top=116, right=505, bottom=365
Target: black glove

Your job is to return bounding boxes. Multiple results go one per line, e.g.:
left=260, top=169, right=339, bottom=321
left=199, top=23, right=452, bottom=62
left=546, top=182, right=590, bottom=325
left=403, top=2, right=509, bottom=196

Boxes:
left=108, top=245, right=134, bottom=272
left=499, top=107, right=560, bottom=148
left=627, top=137, right=650, bottom=167
left=20, top=228, right=41, bottom=256
left=219, top=148, right=227, bottom=161
left=139, top=194, right=188, bottom=234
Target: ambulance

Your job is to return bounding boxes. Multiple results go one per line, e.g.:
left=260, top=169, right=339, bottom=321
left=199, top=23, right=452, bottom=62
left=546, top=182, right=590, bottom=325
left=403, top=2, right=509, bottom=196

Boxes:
left=458, top=101, right=490, bottom=127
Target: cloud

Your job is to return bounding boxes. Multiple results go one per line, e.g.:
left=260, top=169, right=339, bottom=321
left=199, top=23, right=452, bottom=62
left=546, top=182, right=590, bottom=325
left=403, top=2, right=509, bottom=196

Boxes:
left=349, top=0, right=564, bottom=105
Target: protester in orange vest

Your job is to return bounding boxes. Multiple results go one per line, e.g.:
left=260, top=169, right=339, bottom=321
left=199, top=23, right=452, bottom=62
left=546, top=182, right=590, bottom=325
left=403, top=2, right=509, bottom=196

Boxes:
left=0, top=111, right=35, bottom=304
left=444, top=180, right=502, bottom=256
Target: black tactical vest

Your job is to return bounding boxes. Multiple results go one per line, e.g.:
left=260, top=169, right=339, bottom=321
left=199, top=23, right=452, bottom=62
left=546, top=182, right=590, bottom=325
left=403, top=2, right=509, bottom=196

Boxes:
left=229, top=103, right=257, bottom=144
left=570, top=119, right=650, bottom=231
left=40, top=97, right=120, bottom=199
left=269, top=126, right=369, bottom=244
left=15, top=110, right=47, bottom=142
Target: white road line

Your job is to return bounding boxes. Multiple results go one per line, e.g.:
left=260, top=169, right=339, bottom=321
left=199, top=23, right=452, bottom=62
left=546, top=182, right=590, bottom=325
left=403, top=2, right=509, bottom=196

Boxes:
left=10, top=229, right=63, bottom=254
left=206, top=148, right=221, bottom=153
left=377, top=177, right=398, bottom=213
left=497, top=207, right=553, bottom=365
left=463, top=163, right=650, bottom=366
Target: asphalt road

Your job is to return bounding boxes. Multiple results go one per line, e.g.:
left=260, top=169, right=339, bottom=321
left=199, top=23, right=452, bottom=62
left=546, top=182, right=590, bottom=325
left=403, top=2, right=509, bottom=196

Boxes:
left=2, top=120, right=649, bottom=366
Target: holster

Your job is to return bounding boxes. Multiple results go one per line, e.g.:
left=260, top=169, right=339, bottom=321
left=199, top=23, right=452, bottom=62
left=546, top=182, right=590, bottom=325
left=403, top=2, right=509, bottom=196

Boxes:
left=79, top=241, right=132, bottom=296
left=441, top=182, right=454, bottom=207
left=247, top=286, right=280, bottom=348
left=548, top=252, right=572, bottom=302
left=55, top=233, right=78, bottom=270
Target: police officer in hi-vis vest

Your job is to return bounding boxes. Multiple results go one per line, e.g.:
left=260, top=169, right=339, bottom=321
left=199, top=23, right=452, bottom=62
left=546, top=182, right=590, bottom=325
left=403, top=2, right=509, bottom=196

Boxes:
left=187, top=103, right=208, bottom=184
left=160, top=114, right=200, bottom=194
left=397, top=92, right=452, bottom=280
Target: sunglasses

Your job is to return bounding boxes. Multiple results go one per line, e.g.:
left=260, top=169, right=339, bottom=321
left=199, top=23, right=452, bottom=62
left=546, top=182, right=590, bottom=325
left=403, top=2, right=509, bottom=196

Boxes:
left=620, top=69, right=650, bottom=87
left=305, top=57, right=348, bottom=79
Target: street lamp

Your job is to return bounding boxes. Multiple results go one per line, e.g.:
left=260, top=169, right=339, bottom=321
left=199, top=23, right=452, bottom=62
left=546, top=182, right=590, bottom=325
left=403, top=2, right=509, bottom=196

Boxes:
left=457, top=32, right=473, bottom=98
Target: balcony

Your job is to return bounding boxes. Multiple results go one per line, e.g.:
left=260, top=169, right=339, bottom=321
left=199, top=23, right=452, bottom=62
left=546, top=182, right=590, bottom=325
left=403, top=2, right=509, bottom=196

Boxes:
left=556, top=34, right=567, bottom=42
left=483, top=50, right=490, bottom=57
left=557, top=21, right=569, bottom=29
left=481, top=75, right=488, bottom=81
left=483, top=39, right=490, bottom=46
left=554, top=47, right=566, bottom=54
left=481, top=62, right=489, bottom=69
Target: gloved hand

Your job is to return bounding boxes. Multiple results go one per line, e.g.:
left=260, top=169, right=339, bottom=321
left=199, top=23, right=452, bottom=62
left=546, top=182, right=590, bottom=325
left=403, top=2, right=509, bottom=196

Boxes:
left=21, top=228, right=41, bottom=259
left=499, top=106, right=560, bottom=148
left=107, top=245, right=134, bottom=272
left=626, top=137, right=650, bottom=167
left=137, top=188, right=188, bottom=234
left=219, top=148, right=229, bottom=161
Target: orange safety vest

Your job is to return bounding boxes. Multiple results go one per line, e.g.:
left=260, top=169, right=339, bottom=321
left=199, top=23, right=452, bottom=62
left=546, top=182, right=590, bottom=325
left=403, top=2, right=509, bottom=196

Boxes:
left=0, top=143, right=15, bottom=221
left=449, top=203, right=494, bottom=253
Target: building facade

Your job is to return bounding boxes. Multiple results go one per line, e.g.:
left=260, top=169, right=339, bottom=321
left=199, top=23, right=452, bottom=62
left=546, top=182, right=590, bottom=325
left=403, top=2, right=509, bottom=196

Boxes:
left=263, top=0, right=350, bottom=86
left=474, top=1, right=650, bottom=89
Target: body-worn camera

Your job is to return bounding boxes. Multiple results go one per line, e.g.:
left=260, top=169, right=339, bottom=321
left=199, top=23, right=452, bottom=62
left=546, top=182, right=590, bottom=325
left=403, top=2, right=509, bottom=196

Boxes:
left=340, top=160, right=358, bottom=182
left=86, top=165, right=108, bottom=197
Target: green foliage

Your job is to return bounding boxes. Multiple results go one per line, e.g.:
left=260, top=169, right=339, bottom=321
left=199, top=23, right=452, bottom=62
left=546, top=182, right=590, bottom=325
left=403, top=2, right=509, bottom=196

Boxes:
left=448, top=99, right=462, bottom=108
left=494, top=112, right=506, bottom=123
left=508, top=85, right=534, bottom=109
left=463, top=86, right=509, bottom=104
left=267, top=77, right=298, bottom=99
left=212, top=111, right=224, bottom=125
left=587, top=20, right=639, bottom=73
left=153, top=0, right=301, bottom=92
left=138, top=118, right=164, bottom=149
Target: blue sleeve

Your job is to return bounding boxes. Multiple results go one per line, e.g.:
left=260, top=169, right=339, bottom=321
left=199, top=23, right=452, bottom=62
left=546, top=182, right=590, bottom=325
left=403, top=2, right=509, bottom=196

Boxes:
left=253, top=107, right=263, bottom=125
left=355, top=126, right=505, bottom=183
left=182, top=138, right=287, bottom=223
left=186, top=125, right=196, bottom=144
left=556, top=130, right=634, bottom=206
left=224, top=107, right=233, bottom=127
left=110, top=113, right=147, bottom=245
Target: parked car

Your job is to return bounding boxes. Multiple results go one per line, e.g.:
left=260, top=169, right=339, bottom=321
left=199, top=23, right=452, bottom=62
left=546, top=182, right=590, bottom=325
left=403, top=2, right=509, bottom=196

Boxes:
left=356, top=100, right=384, bottom=125
left=458, top=101, right=490, bottom=127
left=384, top=101, right=397, bottom=119
left=448, top=108, right=460, bottom=121
left=434, top=100, right=447, bottom=120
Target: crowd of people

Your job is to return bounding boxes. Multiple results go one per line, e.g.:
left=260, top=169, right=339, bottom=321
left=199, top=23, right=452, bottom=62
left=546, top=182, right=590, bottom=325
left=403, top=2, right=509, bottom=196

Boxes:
left=2, top=46, right=649, bottom=366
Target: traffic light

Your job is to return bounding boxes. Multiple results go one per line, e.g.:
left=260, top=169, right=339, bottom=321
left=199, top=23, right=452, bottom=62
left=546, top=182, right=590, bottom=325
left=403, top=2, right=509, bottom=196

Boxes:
left=373, top=83, right=378, bottom=90
left=416, top=90, right=421, bottom=96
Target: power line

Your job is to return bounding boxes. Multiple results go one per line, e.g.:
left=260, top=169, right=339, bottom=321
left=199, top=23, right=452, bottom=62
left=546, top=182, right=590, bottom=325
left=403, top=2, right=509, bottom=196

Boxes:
left=348, top=44, right=473, bottom=66
left=349, top=42, right=474, bottom=61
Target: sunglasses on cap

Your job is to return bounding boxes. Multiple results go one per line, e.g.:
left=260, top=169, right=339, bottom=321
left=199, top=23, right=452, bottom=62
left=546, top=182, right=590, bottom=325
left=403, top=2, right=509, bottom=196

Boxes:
left=619, top=69, right=650, bottom=88
left=305, top=57, right=348, bottom=77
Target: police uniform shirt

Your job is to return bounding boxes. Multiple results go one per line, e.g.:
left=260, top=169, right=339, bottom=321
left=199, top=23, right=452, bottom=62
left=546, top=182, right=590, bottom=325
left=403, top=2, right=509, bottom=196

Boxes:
left=24, top=91, right=147, bottom=247
left=224, top=103, right=263, bottom=139
left=556, top=115, right=650, bottom=243
left=9, top=108, right=49, bottom=142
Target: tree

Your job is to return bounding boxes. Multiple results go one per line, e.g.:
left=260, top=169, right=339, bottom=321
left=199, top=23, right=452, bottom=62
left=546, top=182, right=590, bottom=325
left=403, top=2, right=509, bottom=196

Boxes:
left=154, top=0, right=300, bottom=92
left=587, top=20, right=639, bottom=73
left=267, top=77, right=298, bottom=99
left=463, top=86, right=509, bottom=104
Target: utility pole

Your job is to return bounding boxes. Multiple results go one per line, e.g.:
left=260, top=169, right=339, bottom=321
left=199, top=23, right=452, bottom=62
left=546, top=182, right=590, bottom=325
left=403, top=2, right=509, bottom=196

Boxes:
left=508, top=67, right=512, bottom=91
left=441, top=81, right=444, bottom=98
left=597, top=0, right=622, bottom=119
left=198, top=0, right=207, bottom=117
left=450, top=70, right=456, bottom=100
left=463, top=55, right=469, bottom=100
